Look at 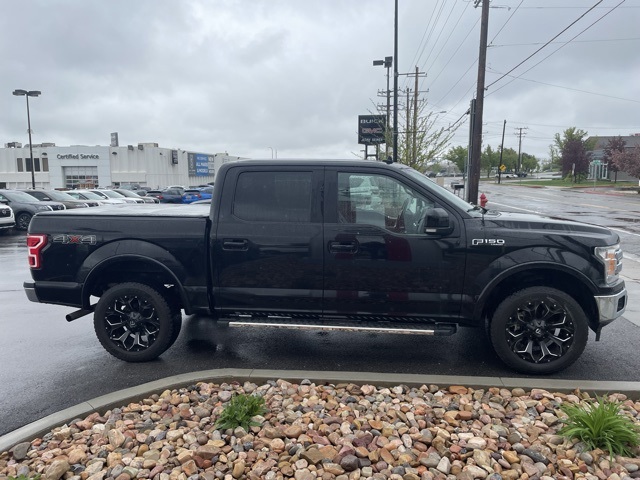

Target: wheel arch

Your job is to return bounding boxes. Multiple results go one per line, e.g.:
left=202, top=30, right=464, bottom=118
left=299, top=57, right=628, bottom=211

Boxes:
left=477, top=264, right=599, bottom=332
left=79, top=240, right=191, bottom=312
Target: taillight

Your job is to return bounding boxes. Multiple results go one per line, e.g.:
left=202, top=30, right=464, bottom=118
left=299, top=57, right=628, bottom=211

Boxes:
left=27, top=234, right=48, bottom=269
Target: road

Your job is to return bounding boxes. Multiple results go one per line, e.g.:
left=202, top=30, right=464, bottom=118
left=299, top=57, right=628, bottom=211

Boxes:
left=1, top=184, right=639, bottom=436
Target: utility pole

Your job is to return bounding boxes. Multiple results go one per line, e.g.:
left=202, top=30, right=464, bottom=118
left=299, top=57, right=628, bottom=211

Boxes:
left=406, top=88, right=412, bottom=162
left=393, top=0, right=399, bottom=162
left=413, top=66, right=419, bottom=164
left=515, top=127, right=528, bottom=172
left=467, top=0, right=490, bottom=204
left=498, top=119, right=506, bottom=184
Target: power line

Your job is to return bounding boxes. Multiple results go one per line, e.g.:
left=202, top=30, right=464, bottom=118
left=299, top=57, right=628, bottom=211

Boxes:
left=485, top=67, right=640, bottom=104
left=488, top=0, right=524, bottom=46
left=428, top=16, right=480, bottom=95
left=418, top=1, right=459, bottom=75
left=487, top=0, right=626, bottom=97
left=485, top=0, right=605, bottom=90
left=422, top=0, right=472, bottom=82
left=489, top=37, right=640, bottom=47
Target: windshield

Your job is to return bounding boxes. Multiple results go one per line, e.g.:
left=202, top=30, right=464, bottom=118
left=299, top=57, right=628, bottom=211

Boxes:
left=116, top=190, right=137, bottom=197
left=1, top=190, right=40, bottom=203
left=46, top=190, right=77, bottom=201
left=73, top=191, right=104, bottom=200
left=397, top=165, right=483, bottom=217
left=99, top=190, right=125, bottom=199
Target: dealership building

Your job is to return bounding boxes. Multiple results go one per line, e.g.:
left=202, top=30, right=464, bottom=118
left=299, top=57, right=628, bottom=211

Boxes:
left=0, top=140, right=245, bottom=190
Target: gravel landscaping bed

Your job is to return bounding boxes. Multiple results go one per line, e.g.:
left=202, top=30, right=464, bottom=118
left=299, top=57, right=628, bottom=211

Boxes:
left=2, top=379, right=639, bottom=480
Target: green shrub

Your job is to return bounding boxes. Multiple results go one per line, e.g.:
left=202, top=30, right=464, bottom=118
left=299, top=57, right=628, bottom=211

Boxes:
left=558, top=396, right=640, bottom=457
left=8, top=475, right=41, bottom=480
left=215, top=393, right=267, bottom=430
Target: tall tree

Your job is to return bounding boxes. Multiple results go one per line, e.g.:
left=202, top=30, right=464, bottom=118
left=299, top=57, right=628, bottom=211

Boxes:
left=603, top=136, right=626, bottom=183
left=520, top=152, right=539, bottom=172
left=443, top=145, right=468, bottom=173
left=611, top=146, right=640, bottom=179
left=561, top=138, right=590, bottom=182
left=481, top=145, right=500, bottom=177
left=371, top=100, right=458, bottom=172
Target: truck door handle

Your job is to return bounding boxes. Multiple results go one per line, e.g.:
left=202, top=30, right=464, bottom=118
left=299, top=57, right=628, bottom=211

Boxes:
left=222, top=239, right=249, bottom=251
left=329, top=241, right=358, bottom=253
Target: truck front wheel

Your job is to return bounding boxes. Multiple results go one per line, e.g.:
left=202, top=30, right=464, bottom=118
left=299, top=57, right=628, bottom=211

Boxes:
left=490, top=287, right=588, bottom=374
left=94, top=282, right=175, bottom=362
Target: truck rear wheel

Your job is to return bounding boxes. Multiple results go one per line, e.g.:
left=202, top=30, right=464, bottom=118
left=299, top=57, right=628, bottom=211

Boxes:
left=94, top=282, right=175, bottom=362
left=490, top=286, right=588, bottom=374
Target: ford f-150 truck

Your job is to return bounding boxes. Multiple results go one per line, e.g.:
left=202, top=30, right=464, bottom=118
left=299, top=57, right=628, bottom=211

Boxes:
left=23, top=160, right=627, bottom=374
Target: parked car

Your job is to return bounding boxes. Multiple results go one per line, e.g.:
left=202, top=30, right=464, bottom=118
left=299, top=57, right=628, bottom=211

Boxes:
left=151, top=187, right=184, bottom=203
left=198, top=186, right=213, bottom=200
left=65, top=190, right=113, bottom=206
left=87, top=189, right=139, bottom=204
left=21, top=189, right=92, bottom=209
left=181, top=189, right=203, bottom=204
left=89, top=188, right=136, bottom=204
left=0, top=189, right=66, bottom=230
left=0, top=204, right=15, bottom=233
left=112, top=188, right=159, bottom=204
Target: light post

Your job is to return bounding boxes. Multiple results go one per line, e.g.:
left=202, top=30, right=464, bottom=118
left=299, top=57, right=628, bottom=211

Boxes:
left=13, top=89, right=41, bottom=189
left=373, top=56, right=393, bottom=160
left=267, top=147, right=277, bottom=159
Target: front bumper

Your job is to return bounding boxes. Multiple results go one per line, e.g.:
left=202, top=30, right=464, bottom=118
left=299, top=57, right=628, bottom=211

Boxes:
left=594, top=287, right=627, bottom=327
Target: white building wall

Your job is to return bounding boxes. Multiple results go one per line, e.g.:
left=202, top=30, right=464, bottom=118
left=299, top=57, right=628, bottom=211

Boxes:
left=0, top=143, right=244, bottom=189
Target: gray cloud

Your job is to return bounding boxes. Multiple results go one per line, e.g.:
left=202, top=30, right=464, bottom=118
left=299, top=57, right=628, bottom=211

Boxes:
left=1, top=0, right=638, bottom=162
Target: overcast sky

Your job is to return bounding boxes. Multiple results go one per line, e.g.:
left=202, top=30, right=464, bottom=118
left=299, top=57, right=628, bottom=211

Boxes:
left=1, top=0, right=639, bottom=162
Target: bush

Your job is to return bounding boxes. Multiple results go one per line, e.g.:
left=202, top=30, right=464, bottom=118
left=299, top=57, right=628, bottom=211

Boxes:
left=558, top=396, right=640, bottom=457
left=215, top=393, right=267, bottom=431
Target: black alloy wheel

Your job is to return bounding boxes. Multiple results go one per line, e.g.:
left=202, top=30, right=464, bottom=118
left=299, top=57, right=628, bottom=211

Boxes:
left=15, top=212, right=32, bottom=230
left=490, top=287, right=588, bottom=374
left=94, top=282, right=176, bottom=362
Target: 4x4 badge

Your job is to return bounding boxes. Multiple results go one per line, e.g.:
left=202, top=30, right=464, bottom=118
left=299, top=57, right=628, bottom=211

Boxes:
left=52, top=234, right=97, bottom=245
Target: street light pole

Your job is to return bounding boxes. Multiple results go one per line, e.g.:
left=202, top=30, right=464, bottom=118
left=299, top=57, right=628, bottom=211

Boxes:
left=373, top=56, right=393, bottom=160
left=13, top=89, right=41, bottom=189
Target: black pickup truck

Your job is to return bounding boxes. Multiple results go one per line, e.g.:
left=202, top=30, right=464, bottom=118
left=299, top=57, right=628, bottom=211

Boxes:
left=24, top=160, right=627, bottom=374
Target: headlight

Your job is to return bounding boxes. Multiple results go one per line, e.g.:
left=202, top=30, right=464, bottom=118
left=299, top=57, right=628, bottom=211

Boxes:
left=36, top=205, right=53, bottom=211
left=595, top=243, right=623, bottom=285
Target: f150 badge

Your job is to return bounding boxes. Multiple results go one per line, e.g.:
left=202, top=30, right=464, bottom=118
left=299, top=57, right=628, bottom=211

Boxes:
left=472, top=238, right=505, bottom=246
left=52, top=234, right=97, bottom=245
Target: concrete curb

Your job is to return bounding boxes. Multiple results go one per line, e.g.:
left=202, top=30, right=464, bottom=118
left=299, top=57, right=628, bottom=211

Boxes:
left=2, top=368, right=640, bottom=454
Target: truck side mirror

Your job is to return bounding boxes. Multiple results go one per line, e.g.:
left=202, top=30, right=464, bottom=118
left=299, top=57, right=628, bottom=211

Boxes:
left=421, top=208, right=453, bottom=235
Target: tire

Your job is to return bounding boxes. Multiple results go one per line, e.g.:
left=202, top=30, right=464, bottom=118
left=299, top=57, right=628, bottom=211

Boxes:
left=15, top=212, right=32, bottom=230
left=169, top=311, right=183, bottom=348
left=94, top=282, right=175, bottom=362
left=489, top=286, right=589, bottom=374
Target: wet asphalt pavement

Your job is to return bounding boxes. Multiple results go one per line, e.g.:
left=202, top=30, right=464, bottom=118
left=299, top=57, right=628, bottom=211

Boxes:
left=1, top=182, right=639, bottom=436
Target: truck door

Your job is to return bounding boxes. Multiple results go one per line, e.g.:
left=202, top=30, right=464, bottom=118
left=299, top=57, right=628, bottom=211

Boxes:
left=323, top=167, right=466, bottom=319
left=212, top=166, right=324, bottom=316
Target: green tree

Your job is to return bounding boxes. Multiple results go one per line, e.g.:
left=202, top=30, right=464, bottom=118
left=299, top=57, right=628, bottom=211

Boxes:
left=603, top=136, right=626, bottom=183
left=520, top=152, right=539, bottom=172
left=562, top=138, right=591, bottom=182
left=443, top=145, right=468, bottom=173
left=481, top=145, right=500, bottom=177
left=552, top=127, right=594, bottom=158
left=500, top=147, right=519, bottom=171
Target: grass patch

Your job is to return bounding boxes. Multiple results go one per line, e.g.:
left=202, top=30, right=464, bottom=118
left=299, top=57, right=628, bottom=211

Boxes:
left=558, top=396, right=640, bottom=457
left=215, top=393, right=268, bottom=431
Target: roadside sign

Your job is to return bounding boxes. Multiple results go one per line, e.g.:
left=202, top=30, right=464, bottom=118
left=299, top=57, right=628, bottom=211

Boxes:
left=500, top=164, right=506, bottom=172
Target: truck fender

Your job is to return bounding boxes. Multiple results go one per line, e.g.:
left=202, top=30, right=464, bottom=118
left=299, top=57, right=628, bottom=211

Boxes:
left=471, top=247, right=599, bottom=321
left=78, top=239, right=190, bottom=309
